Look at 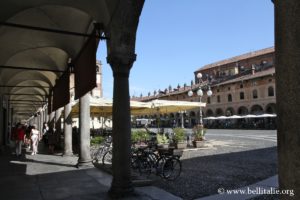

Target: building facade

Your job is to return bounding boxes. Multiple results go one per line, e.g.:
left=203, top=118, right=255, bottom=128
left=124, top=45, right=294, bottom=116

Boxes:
left=132, top=47, right=276, bottom=129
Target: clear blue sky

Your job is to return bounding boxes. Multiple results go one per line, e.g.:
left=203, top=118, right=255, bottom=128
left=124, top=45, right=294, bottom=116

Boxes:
left=97, top=0, right=274, bottom=99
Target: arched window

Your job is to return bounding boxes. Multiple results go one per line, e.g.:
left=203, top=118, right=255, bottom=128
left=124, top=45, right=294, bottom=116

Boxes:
left=240, top=92, right=244, bottom=100
left=228, top=94, right=232, bottom=102
left=207, top=97, right=211, bottom=104
left=268, top=86, right=274, bottom=96
left=253, top=89, right=258, bottom=99
left=217, top=95, right=221, bottom=103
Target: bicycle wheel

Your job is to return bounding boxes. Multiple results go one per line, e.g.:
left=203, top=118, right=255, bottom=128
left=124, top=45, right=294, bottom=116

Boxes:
left=155, top=157, right=166, bottom=178
left=162, top=157, right=181, bottom=181
left=138, top=158, right=152, bottom=176
left=147, top=152, right=159, bottom=168
left=92, top=148, right=104, bottom=163
left=102, top=150, right=112, bottom=167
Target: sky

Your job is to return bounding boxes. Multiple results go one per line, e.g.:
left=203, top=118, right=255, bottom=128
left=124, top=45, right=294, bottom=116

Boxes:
left=96, top=0, right=274, bottom=99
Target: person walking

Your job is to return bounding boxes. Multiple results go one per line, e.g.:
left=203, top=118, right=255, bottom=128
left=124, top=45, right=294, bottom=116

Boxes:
left=15, top=123, right=25, bottom=157
left=30, top=124, right=41, bottom=155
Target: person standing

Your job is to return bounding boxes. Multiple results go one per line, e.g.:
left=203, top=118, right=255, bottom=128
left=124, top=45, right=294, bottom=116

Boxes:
left=30, top=124, right=41, bottom=155
left=42, top=123, right=49, bottom=145
left=15, top=123, right=25, bottom=157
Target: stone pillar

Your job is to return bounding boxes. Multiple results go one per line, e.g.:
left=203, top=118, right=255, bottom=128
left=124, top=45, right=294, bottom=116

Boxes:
left=105, top=0, right=144, bottom=197
left=44, top=108, right=48, bottom=123
left=77, top=93, right=91, bottom=167
left=0, top=96, right=3, bottom=146
left=55, top=108, right=63, bottom=149
left=48, top=111, right=55, bottom=130
left=55, top=108, right=63, bottom=132
left=63, top=102, right=73, bottom=156
left=40, top=111, right=44, bottom=132
left=274, top=0, right=300, bottom=198
left=108, top=53, right=136, bottom=196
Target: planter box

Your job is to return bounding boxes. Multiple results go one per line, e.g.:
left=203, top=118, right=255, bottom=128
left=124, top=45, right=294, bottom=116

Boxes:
left=158, top=143, right=169, bottom=149
left=175, top=142, right=187, bottom=149
left=193, top=140, right=205, bottom=148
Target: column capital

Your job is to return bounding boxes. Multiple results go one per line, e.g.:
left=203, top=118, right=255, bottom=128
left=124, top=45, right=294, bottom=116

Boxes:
left=107, top=53, right=136, bottom=78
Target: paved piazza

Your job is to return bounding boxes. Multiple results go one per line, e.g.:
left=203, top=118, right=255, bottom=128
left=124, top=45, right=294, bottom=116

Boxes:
left=154, top=129, right=278, bottom=200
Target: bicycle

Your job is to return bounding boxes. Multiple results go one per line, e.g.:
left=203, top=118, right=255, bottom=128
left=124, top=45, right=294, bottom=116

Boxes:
left=131, top=145, right=182, bottom=181
left=102, top=149, right=112, bottom=167
left=91, top=136, right=112, bottom=164
left=157, top=148, right=182, bottom=181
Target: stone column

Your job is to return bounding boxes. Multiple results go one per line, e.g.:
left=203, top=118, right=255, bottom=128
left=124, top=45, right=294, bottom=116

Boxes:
left=104, top=0, right=144, bottom=197
left=0, top=96, right=3, bottom=146
left=40, top=111, right=44, bottom=132
left=108, top=53, right=136, bottom=196
left=77, top=93, right=92, bottom=167
left=44, top=108, right=48, bottom=123
left=48, top=111, right=55, bottom=130
left=55, top=108, right=63, bottom=149
left=63, top=102, right=73, bottom=156
left=274, top=0, right=300, bottom=198
left=55, top=108, right=63, bottom=132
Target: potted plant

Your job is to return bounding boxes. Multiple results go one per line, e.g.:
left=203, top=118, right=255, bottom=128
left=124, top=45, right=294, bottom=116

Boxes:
left=192, top=125, right=206, bottom=148
left=157, top=133, right=169, bottom=149
left=173, top=127, right=187, bottom=149
left=131, top=130, right=150, bottom=146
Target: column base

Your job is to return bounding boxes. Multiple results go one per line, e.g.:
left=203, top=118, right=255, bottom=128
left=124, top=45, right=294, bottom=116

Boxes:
left=108, top=182, right=134, bottom=198
left=62, top=151, right=73, bottom=157
left=76, top=159, right=93, bottom=169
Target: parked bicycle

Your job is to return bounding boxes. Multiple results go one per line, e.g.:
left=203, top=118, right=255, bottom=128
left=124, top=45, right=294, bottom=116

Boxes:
left=91, top=136, right=112, bottom=164
left=131, top=145, right=182, bottom=181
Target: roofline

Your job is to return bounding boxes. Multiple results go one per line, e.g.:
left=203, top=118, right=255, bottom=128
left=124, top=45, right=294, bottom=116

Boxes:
left=194, top=47, right=275, bottom=73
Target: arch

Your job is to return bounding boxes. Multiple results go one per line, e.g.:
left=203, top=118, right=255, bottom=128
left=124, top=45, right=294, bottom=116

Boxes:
left=215, top=108, right=224, bottom=116
left=206, top=109, right=214, bottom=117
left=251, top=104, right=264, bottom=114
left=252, top=89, right=258, bottom=99
left=225, top=107, right=235, bottom=116
left=3, top=47, right=69, bottom=72
left=268, top=86, right=275, bottom=96
left=217, top=95, right=221, bottom=103
left=240, top=91, right=245, bottom=100
left=265, top=103, right=276, bottom=114
left=238, top=106, right=249, bottom=115
left=228, top=94, right=232, bottom=102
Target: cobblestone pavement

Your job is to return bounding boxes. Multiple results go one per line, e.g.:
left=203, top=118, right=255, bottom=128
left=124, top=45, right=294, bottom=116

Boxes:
left=0, top=144, right=181, bottom=200
left=152, top=129, right=278, bottom=200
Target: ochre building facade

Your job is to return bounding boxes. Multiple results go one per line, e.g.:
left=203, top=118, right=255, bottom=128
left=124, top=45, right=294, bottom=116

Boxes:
left=133, top=47, right=276, bottom=128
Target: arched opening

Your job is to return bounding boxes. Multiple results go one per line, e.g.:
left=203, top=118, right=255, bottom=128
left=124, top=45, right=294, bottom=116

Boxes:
left=250, top=104, right=264, bottom=114
left=206, top=109, right=214, bottom=117
left=215, top=108, right=224, bottom=116
left=228, top=94, right=232, bottom=102
left=238, top=106, right=249, bottom=115
left=252, top=89, right=258, bottom=99
left=225, top=107, right=234, bottom=116
left=268, top=86, right=275, bottom=96
left=266, top=103, right=276, bottom=114
left=240, top=92, right=245, bottom=100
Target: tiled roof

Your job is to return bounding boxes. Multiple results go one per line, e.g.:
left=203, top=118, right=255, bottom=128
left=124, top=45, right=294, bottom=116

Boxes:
left=195, top=47, right=274, bottom=72
left=214, top=68, right=275, bottom=86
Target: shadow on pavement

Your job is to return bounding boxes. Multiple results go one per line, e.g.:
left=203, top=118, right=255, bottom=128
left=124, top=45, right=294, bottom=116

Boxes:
left=153, top=146, right=278, bottom=200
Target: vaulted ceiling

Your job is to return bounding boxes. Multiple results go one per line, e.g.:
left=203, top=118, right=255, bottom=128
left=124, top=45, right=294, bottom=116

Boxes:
left=0, top=0, right=118, bottom=120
